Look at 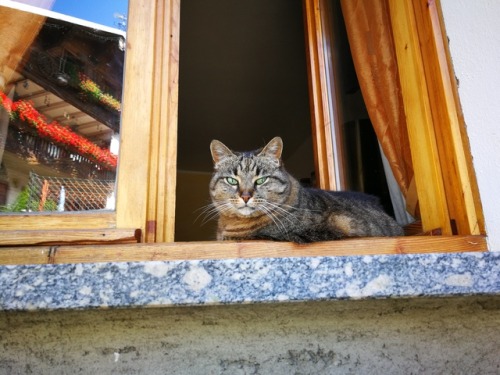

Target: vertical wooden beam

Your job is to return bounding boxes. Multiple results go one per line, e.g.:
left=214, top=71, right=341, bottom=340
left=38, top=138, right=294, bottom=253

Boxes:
left=116, top=0, right=157, bottom=237
left=303, top=0, right=338, bottom=191
left=388, top=0, right=452, bottom=234
left=412, top=0, right=484, bottom=235
left=318, top=0, right=349, bottom=190
left=119, top=0, right=180, bottom=243
left=145, top=0, right=162, bottom=243
left=146, top=0, right=180, bottom=243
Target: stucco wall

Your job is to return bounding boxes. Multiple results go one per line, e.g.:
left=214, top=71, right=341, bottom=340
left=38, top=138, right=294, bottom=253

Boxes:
left=1, top=297, right=499, bottom=374
left=441, top=0, right=500, bottom=250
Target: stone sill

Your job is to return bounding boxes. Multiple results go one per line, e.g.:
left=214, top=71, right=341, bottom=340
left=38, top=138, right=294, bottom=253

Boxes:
left=1, top=251, right=499, bottom=311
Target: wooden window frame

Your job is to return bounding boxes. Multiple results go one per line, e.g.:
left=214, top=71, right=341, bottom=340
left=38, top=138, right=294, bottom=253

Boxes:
left=306, top=0, right=485, bottom=236
left=0, top=0, right=176, bottom=244
left=0, top=0, right=487, bottom=264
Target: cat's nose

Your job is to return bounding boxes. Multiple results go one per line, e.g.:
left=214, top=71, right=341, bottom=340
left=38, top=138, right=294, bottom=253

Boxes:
left=240, top=191, right=252, bottom=203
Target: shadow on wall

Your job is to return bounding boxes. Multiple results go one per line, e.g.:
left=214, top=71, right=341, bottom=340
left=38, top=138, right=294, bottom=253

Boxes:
left=175, top=171, right=217, bottom=241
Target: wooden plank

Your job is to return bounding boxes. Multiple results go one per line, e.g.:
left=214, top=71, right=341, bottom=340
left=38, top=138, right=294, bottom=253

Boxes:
left=388, top=0, right=452, bottom=235
left=318, top=0, right=348, bottom=189
left=144, top=0, right=180, bottom=243
left=0, top=228, right=140, bottom=246
left=0, top=212, right=115, bottom=230
left=0, top=247, right=51, bottom=265
left=412, top=0, right=485, bottom=235
left=163, top=0, right=181, bottom=243
left=303, top=0, right=338, bottom=190
left=144, top=0, right=163, bottom=243
left=0, top=236, right=487, bottom=265
left=115, top=0, right=157, bottom=235
left=152, top=0, right=180, bottom=243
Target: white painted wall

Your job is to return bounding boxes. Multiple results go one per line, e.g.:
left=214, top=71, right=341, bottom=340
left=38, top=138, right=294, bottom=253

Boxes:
left=441, top=0, right=500, bottom=250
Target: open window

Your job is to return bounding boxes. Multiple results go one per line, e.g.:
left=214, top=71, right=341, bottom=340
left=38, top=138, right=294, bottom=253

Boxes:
left=0, top=0, right=487, bottom=265
left=305, top=0, right=485, bottom=237
left=175, top=0, right=315, bottom=242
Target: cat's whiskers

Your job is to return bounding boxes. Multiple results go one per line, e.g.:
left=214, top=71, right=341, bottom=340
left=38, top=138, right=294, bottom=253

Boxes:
left=195, top=205, right=219, bottom=225
left=195, top=201, right=233, bottom=225
left=270, top=201, right=322, bottom=213
left=258, top=204, right=289, bottom=236
left=194, top=202, right=216, bottom=216
left=253, top=199, right=300, bottom=235
left=257, top=200, right=300, bottom=224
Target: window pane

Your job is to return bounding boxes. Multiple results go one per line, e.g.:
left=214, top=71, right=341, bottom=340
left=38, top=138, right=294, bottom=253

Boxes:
left=0, top=2, right=126, bottom=213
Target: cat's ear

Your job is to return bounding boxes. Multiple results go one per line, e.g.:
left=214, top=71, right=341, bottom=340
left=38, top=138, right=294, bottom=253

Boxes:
left=210, top=140, right=234, bottom=165
left=258, top=137, right=283, bottom=164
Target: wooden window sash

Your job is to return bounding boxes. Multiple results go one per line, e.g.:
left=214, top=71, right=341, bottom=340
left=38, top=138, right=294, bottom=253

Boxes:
left=303, top=0, right=339, bottom=191
left=143, top=0, right=180, bottom=243
left=0, top=0, right=157, bottom=242
left=388, top=0, right=452, bottom=234
left=388, top=0, right=484, bottom=235
left=115, top=0, right=160, bottom=237
left=0, top=0, right=180, bottom=245
left=411, top=0, right=485, bottom=235
left=306, top=0, right=484, bottom=236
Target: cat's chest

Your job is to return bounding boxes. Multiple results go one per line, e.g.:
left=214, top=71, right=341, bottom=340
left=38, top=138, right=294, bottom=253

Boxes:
left=218, top=214, right=272, bottom=239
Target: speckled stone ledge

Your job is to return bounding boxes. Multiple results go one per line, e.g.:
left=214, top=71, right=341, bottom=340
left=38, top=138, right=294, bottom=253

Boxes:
left=1, top=251, right=499, bottom=311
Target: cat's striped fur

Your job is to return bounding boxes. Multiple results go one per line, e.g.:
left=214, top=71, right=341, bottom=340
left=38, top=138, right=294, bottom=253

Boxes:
left=209, top=137, right=403, bottom=243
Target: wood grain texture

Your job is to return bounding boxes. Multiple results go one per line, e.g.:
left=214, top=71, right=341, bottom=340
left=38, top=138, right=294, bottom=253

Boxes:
left=0, top=212, right=115, bottom=230
left=388, top=0, right=451, bottom=235
left=412, top=0, right=485, bottom=235
left=303, top=0, right=337, bottom=191
left=146, top=0, right=180, bottom=243
left=0, top=228, right=139, bottom=246
left=116, top=0, right=157, bottom=234
left=0, top=236, right=487, bottom=265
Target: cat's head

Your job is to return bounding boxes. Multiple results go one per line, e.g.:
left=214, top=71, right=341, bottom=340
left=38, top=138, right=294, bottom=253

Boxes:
left=209, top=137, right=291, bottom=217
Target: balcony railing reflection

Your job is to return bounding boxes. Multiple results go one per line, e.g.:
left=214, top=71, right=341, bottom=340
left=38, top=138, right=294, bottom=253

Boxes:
left=5, top=123, right=115, bottom=181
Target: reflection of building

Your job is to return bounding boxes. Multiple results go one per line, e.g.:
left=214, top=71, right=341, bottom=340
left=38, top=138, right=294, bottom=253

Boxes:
left=0, top=3, right=124, bottom=211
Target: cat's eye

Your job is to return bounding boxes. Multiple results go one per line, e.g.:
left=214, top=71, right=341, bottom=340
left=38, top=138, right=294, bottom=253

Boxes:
left=255, top=177, right=268, bottom=185
left=225, top=177, right=238, bottom=186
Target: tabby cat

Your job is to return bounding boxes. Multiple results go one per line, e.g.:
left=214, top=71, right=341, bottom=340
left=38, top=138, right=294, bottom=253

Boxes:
left=208, top=137, right=403, bottom=243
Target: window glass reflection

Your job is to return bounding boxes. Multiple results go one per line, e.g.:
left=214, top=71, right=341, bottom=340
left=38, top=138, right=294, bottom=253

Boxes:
left=0, top=2, right=126, bottom=213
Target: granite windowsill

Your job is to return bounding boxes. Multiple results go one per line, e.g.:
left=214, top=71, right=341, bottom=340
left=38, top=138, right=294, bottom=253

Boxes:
left=1, top=250, right=499, bottom=311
